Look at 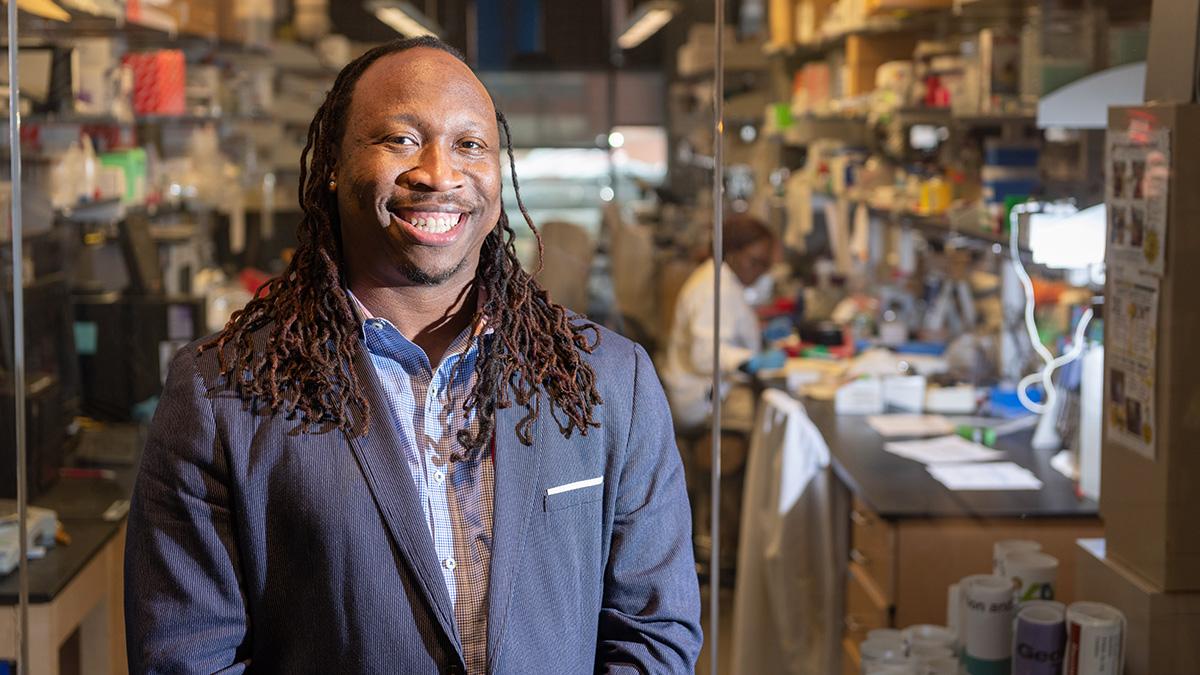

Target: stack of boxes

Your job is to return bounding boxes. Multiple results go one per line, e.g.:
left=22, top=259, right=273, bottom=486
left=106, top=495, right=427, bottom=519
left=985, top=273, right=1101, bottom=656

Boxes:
left=981, top=140, right=1039, bottom=233
left=1075, top=103, right=1200, bottom=675
left=123, top=50, right=186, bottom=117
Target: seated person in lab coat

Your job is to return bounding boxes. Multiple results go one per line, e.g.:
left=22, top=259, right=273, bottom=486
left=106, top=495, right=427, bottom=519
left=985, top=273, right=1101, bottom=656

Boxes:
left=662, top=214, right=781, bottom=433
left=661, top=214, right=781, bottom=575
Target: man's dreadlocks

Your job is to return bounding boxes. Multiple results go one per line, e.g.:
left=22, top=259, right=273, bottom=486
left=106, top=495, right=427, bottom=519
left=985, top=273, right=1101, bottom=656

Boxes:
left=199, top=36, right=602, bottom=450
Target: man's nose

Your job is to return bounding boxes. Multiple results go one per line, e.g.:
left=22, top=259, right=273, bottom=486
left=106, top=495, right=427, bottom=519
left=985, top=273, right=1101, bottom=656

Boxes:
left=403, top=143, right=465, bottom=192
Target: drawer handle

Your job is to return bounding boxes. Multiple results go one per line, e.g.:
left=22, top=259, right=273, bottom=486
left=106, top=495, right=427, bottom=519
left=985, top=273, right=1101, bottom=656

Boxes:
left=845, top=615, right=865, bottom=634
left=850, top=510, right=872, bottom=527
left=850, top=548, right=870, bottom=566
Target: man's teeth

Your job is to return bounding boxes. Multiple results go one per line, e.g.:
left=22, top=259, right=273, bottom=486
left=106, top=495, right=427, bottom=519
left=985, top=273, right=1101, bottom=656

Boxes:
left=409, top=215, right=458, bottom=234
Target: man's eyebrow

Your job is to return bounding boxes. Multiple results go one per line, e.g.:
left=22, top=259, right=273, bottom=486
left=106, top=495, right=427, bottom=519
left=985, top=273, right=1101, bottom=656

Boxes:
left=386, top=113, right=424, bottom=125
left=382, top=112, right=493, bottom=134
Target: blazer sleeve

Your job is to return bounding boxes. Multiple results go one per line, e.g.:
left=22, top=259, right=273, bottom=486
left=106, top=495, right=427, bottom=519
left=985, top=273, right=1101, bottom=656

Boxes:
left=125, top=348, right=252, bottom=674
left=596, top=344, right=703, bottom=673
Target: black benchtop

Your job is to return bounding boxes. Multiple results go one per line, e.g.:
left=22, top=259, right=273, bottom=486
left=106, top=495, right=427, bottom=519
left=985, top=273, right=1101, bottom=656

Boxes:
left=0, top=468, right=135, bottom=604
left=802, top=399, right=1099, bottom=521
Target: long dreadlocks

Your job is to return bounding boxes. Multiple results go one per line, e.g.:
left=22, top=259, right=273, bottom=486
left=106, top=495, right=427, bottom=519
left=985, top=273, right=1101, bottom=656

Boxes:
left=199, top=37, right=602, bottom=450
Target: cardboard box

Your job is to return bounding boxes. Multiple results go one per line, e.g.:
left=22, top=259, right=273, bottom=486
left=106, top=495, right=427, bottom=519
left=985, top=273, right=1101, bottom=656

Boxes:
left=845, top=33, right=916, bottom=95
left=165, top=0, right=219, bottom=39
left=1103, top=104, right=1200, bottom=591
left=1075, top=539, right=1200, bottom=675
left=219, top=0, right=246, bottom=44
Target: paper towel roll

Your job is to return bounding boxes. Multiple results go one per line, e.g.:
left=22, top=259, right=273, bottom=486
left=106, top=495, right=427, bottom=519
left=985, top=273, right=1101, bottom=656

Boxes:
left=1006, top=550, right=1059, bottom=604
left=1065, top=602, right=1125, bottom=675
left=1014, top=601, right=1066, bottom=675
left=962, top=575, right=1015, bottom=675
left=993, top=539, right=1042, bottom=576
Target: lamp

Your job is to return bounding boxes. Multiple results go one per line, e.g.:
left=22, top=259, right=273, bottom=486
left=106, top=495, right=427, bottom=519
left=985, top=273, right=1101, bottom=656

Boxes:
left=1036, top=62, right=1145, bottom=130
left=617, top=1, right=679, bottom=49
left=367, top=0, right=441, bottom=38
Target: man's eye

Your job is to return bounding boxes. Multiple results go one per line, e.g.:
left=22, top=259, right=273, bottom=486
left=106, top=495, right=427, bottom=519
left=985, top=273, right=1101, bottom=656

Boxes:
left=460, top=140, right=484, bottom=150
left=388, top=136, right=416, bottom=146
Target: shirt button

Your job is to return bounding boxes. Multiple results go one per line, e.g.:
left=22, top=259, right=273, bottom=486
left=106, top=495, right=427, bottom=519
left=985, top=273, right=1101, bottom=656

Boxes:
left=442, top=557, right=457, bottom=571
left=433, top=470, right=445, bottom=484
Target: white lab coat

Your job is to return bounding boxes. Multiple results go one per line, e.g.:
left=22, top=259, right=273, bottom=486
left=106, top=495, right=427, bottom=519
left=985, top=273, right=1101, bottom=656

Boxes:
left=731, top=389, right=848, bottom=675
left=661, top=260, right=763, bottom=432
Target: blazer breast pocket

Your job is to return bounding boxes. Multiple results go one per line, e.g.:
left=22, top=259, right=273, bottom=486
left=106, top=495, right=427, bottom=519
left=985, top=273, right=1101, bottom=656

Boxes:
left=543, top=476, right=603, bottom=512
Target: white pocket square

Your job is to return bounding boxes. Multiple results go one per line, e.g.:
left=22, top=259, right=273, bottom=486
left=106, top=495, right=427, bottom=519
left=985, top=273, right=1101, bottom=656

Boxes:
left=546, top=476, right=603, bottom=496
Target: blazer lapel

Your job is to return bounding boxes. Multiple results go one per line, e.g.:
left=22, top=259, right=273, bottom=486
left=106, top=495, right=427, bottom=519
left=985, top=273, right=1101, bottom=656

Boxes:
left=344, top=343, right=462, bottom=656
left=485, top=396, right=544, bottom=668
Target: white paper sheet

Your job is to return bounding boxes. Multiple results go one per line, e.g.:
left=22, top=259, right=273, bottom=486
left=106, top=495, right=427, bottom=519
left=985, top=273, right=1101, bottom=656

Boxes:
left=883, top=435, right=1005, bottom=464
left=868, top=415, right=956, bottom=438
left=926, top=462, right=1044, bottom=491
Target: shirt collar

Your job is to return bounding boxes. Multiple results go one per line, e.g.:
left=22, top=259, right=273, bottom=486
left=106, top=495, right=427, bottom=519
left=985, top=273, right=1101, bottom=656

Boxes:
left=347, top=288, right=491, bottom=332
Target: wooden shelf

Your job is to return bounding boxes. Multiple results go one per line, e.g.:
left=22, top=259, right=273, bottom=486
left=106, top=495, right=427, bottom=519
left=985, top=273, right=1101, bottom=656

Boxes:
left=14, top=10, right=270, bottom=56
left=869, top=205, right=1031, bottom=252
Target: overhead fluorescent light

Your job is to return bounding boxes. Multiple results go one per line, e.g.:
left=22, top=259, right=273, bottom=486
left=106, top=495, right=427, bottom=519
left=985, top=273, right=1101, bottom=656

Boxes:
left=618, top=1, right=679, bottom=50
left=367, top=0, right=442, bottom=38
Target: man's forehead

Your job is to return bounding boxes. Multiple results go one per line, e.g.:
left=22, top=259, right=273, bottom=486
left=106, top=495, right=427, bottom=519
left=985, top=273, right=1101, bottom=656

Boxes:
left=351, top=47, right=495, bottom=121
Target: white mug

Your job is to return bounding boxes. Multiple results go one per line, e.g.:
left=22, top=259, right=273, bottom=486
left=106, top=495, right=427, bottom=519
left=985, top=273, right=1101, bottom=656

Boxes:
left=993, top=539, right=1041, bottom=576
left=1005, top=550, right=1059, bottom=604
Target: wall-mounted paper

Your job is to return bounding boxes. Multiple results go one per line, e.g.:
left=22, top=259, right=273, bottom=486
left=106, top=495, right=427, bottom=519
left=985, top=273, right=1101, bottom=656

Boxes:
left=1104, top=274, right=1158, bottom=460
left=1106, top=129, right=1169, bottom=277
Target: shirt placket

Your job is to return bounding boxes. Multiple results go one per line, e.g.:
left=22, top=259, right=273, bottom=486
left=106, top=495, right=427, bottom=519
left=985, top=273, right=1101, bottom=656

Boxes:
left=425, top=364, right=459, bottom=607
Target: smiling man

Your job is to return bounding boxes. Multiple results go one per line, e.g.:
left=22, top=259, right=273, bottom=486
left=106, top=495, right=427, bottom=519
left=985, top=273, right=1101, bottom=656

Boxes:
left=124, top=38, right=701, bottom=674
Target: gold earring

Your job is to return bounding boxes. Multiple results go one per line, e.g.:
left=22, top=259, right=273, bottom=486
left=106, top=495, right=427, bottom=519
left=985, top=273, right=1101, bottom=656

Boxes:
left=328, top=179, right=337, bottom=191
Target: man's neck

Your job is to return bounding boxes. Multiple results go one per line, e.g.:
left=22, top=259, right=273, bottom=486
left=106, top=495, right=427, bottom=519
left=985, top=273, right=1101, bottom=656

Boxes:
left=350, top=277, right=478, bottom=366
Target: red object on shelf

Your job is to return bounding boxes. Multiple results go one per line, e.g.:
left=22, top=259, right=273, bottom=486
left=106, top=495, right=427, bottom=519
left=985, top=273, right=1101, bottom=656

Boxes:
left=123, top=50, right=186, bottom=116
left=239, top=268, right=273, bottom=297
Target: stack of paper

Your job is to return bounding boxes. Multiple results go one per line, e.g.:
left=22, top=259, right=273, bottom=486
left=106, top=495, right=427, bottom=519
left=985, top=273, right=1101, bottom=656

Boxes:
left=883, top=435, right=1005, bottom=464
left=868, top=414, right=956, bottom=438
left=926, top=462, right=1044, bottom=491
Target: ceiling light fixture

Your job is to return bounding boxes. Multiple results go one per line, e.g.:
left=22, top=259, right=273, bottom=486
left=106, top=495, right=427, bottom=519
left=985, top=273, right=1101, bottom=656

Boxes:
left=617, top=1, right=679, bottom=50
left=367, top=0, right=441, bottom=38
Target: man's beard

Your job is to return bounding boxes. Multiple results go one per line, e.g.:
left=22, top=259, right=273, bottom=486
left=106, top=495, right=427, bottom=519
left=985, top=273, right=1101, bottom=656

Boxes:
left=397, top=254, right=471, bottom=286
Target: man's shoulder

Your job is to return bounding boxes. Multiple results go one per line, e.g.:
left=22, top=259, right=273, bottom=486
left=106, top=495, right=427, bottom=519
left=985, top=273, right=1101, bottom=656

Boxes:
left=170, top=322, right=272, bottom=389
left=571, top=319, right=663, bottom=396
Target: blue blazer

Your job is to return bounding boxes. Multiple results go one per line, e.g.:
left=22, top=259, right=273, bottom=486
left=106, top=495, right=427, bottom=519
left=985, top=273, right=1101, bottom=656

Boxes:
left=124, top=325, right=702, bottom=674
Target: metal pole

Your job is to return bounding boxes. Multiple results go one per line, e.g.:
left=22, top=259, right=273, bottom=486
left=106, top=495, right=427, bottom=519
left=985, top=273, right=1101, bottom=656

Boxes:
left=608, top=0, right=624, bottom=202
left=6, top=0, right=30, bottom=671
left=710, top=0, right=725, bottom=673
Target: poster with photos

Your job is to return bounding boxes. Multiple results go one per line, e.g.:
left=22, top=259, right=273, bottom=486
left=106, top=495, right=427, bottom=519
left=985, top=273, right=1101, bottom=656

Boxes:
left=1105, top=273, right=1159, bottom=460
left=1106, top=129, right=1170, bottom=277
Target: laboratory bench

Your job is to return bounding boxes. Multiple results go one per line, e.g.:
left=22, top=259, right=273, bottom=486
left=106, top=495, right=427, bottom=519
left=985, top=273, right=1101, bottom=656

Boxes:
left=800, top=400, right=1103, bottom=675
left=0, top=469, right=134, bottom=673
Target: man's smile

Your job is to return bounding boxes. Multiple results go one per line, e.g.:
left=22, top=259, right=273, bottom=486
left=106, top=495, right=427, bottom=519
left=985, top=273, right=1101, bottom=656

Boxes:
left=387, top=206, right=470, bottom=244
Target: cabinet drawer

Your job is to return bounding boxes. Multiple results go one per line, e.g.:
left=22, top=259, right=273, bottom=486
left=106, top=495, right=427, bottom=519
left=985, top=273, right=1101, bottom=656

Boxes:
left=850, top=498, right=896, bottom=603
left=846, top=560, right=891, bottom=645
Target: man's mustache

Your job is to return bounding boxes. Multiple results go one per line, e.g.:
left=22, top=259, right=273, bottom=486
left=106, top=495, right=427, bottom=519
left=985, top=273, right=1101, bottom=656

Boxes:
left=386, top=196, right=474, bottom=213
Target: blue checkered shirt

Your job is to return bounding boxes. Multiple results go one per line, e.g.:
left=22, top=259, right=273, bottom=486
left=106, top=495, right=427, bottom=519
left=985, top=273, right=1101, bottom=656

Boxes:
left=353, top=294, right=493, bottom=674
